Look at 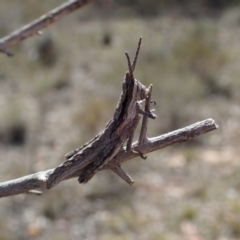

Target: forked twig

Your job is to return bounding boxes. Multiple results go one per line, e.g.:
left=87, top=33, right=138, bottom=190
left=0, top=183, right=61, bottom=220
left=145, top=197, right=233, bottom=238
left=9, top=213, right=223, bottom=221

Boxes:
left=0, top=118, right=218, bottom=198
left=0, top=37, right=219, bottom=198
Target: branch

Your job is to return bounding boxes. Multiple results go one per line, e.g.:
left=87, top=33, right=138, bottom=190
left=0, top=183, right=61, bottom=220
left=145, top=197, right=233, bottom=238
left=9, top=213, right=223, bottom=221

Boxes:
left=0, top=118, right=218, bottom=198
left=0, top=0, right=93, bottom=55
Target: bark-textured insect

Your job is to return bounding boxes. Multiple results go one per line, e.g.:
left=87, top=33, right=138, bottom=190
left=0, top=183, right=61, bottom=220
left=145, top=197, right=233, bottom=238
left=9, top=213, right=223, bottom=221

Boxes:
left=46, top=38, right=156, bottom=189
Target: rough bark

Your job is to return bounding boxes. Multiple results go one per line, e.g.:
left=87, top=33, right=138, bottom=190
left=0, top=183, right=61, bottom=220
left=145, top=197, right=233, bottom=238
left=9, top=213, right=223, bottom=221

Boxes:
left=0, top=118, right=218, bottom=198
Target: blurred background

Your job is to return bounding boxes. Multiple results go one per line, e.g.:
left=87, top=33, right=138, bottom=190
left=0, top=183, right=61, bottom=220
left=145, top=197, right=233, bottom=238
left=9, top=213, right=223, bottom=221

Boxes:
left=1, top=0, right=240, bottom=239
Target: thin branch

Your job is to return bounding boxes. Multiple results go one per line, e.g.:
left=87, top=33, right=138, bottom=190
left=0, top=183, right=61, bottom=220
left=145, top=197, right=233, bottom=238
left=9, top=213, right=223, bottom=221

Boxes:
left=0, top=0, right=93, bottom=54
left=0, top=118, right=218, bottom=198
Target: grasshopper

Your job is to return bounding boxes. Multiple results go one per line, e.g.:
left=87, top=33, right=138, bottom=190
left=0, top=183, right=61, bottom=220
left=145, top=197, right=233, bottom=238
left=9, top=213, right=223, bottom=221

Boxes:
left=46, top=38, right=156, bottom=189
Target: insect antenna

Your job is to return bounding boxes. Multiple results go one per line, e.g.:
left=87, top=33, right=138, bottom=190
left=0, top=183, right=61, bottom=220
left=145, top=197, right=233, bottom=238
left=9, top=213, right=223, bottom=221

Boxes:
left=125, top=52, right=133, bottom=78
left=132, top=37, right=142, bottom=72
left=125, top=37, right=142, bottom=79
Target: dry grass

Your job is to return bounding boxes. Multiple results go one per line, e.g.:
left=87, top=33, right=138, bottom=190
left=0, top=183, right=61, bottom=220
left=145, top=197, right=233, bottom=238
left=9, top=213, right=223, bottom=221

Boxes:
left=1, top=2, right=240, bottom=239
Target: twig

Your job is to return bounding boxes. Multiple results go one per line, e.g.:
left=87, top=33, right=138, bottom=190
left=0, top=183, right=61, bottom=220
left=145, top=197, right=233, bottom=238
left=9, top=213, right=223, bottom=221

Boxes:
left=0, top=0, right=93, bottom=54
left=0, top=118, right=218, bottom=198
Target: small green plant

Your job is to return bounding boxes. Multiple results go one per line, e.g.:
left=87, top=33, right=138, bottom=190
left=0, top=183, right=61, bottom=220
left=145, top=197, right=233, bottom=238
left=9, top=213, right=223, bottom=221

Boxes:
left=180, top=205, right=197, bottom=221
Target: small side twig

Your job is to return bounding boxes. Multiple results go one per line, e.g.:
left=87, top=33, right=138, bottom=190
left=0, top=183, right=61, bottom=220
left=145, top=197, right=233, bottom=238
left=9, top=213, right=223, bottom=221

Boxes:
left=0, top=0, right=93, bottom=54
left=0, top=118, right=218, bottom=198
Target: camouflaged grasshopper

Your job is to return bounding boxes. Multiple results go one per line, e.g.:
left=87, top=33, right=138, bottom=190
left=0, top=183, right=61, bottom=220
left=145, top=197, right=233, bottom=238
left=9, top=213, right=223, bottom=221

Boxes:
left=46, top=38, right=156, bottom=189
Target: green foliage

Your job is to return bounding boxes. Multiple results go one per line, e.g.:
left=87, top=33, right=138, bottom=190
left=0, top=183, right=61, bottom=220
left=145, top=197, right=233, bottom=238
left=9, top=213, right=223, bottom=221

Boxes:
left=180, top=205, right=197, bottom=221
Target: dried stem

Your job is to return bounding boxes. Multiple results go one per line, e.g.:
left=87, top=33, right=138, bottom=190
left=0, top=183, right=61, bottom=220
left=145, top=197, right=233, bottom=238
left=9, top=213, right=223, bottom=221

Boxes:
left=0, top=0, right=93, bottom=55
left=0, top=118, right=218, bottom=198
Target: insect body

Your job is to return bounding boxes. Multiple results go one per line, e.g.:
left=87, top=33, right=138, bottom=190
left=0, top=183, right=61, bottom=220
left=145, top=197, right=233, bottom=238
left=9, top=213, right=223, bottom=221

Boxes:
left=46, top=38, right=156, bottom=189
